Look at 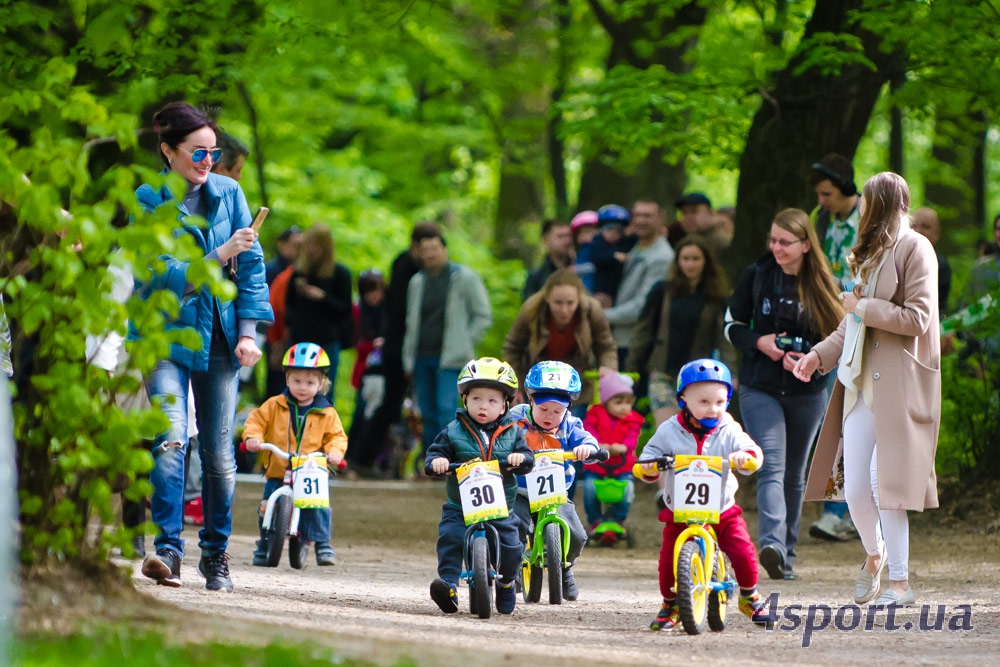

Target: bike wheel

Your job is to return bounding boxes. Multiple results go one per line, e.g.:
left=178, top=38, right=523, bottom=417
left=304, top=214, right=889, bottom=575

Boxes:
left=675, top=540, right=708, bottom=635
left=707, top=553, right=728, bottom=632
left=472, top=535, right=492, bottom=619
left=544, top=522, right=563, bottom=605
left=265, top=495, right=292, bottom=568
left=288, top=535, right=308, bottom=570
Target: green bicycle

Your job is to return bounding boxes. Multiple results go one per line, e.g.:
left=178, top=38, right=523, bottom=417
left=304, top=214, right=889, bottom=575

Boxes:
left=519, top=448, right=609, bottom=604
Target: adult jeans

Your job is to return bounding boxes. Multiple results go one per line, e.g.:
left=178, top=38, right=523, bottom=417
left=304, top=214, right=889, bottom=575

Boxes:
left=413, top=357, right=459, bottom=456
left=146, top=339, right=239, bottom=559
left=738, top=385, right=827, bottom=572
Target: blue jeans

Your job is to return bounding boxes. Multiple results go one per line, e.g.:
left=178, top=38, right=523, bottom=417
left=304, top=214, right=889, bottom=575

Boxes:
left=146, top=340, right=239, bottom=559
left=413, top=357, right=460, bottom=456
left=436, top=503, right=521, bottom=587
left=738, top=385, right=828, bottom=571
left=582, top=472, right=634, bottom=526
left=262, top=478, right=331, bottom=543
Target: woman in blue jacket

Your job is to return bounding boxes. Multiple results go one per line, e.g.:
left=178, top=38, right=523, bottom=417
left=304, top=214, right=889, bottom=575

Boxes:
left=135, top=102, right=272, bottom=593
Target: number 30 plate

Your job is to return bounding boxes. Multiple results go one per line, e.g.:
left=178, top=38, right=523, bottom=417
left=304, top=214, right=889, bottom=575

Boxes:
left=672, top=455, right=725, bottom=524
left=457, top=460, right=509, bottom=525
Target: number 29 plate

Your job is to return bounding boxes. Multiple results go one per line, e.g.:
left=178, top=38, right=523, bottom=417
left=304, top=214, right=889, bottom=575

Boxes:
left=672, top=455, right=725, bottom=524
left=457, top=460, right=509, bottom=525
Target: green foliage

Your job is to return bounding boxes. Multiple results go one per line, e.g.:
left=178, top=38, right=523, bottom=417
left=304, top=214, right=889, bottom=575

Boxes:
left=13, top=630, right=385, bottom=667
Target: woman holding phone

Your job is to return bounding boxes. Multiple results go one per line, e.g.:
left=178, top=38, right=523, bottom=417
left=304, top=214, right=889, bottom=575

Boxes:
left=135, top=102, right=272, bottom=593
left=794, top=172, right=939, bottom=606
left=723, top=208, right=843, bottom=581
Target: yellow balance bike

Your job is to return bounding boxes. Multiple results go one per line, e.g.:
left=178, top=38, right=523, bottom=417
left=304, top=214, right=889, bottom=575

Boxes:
left=633, top=453, right=758, bottom=635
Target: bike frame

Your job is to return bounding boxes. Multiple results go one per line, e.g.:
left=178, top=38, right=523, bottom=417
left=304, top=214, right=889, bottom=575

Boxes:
left=460, top=521, right=502, bottom=583
left=672, top=522, right=734, bottom=598
left=261, top=484, right=302, bottom=537
left=525, top=505, right=571, bottom=569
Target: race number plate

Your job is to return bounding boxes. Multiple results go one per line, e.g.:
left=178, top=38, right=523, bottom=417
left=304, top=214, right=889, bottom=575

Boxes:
left=457, top=459, right=509, bottom=525
left=291, top=456, right=330, bottom=509
left=672, top=455, right=725, bottom=524
left=526, top=449, right=568, bottom=512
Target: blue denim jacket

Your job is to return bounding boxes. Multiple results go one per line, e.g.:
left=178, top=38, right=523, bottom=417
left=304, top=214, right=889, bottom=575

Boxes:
left=134, top=172, right=273, bottom=371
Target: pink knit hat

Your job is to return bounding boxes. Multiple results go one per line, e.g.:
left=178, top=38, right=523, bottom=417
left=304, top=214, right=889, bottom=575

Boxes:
left=599, top=372, right=634, bottom=404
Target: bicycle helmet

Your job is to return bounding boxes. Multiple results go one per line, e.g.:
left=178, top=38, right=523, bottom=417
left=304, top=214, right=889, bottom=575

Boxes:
left=597, top=204, right=630, bottom=226
left=457, top=357, right=518, bottom=400
left=282, top=342, right=331, bottom=369
left=570, top=210, right=599, bottom=234
left=676, top=358, right=733, bottom=409
left=524, top=360, right=582, bottom=403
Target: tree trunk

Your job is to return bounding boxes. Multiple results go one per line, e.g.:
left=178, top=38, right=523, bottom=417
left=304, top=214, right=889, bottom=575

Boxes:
left=924, top=107, right=988, bottom=255
left=731, top=0, right=903, bottom=276
left=578, top=1, right=707, bottom=214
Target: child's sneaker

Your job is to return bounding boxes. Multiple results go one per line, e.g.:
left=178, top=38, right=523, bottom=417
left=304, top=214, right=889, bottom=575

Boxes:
left=562, top=567, right=579, bottom=601
left=650, top=600, right=680, bottom=630
left=430, top=578, right=459, bottom=614
left=739, top=591, right=770, bottom=627
left=495, top=578, right=517, bottom=614
left=315, top=542, right=336, bottom=566
left=252, top=539, right=268, bottom=567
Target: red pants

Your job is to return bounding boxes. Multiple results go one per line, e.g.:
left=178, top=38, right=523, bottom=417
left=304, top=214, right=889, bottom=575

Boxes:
left=657, top=504, right=758, bottom=600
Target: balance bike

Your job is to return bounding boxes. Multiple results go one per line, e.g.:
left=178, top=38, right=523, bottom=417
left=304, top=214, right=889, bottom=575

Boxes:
left=633, top=454, right=758, bottom=634
left=241, top=441, right=345, bottom=569
left=520, top=448, right=609, bottom=604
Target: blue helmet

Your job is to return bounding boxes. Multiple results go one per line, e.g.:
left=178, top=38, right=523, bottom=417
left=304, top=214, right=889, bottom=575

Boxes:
left=676, top=359, right=733, bottom=409
left=596, top=204, right=630, bottom=225
left=524, top=360, right=582, bottom=401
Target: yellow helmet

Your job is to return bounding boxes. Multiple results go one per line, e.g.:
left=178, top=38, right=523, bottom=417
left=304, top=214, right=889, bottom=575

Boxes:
left=457, top=357, right=518, bottom=400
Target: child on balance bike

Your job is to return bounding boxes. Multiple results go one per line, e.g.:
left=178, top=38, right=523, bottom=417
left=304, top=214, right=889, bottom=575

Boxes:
left=637, top=359, right=768, bottom=630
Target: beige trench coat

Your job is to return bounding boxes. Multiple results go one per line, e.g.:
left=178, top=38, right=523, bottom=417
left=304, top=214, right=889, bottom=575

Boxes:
left=804, top=228, right=940, bottom=511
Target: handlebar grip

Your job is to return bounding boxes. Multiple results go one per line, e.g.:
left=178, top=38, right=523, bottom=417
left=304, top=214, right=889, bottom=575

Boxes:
left=739, top=456, right=760, bottom=473
left=592, top=447, right=611, bottom=462
left=239, top=441, right=248, bottom=453
left=632, top=462, right=648, bottom=479
left=337, top=459, right=348, bottom=471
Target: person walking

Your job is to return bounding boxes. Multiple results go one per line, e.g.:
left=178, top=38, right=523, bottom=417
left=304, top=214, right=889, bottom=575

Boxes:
left=402, top=228, right=492, bottom=464
left=136, top=102, right=272, bottom=592
left=794, top=172, right=940, bottom=606
left=723, top=208, right=843, bottom=581
left=284, top=223, right=353, bottom=402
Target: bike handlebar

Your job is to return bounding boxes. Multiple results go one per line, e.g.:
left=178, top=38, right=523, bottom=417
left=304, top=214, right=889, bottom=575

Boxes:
left=632, top=454, right=759, bottom=478
left=239, top=442, right=348, bottom=470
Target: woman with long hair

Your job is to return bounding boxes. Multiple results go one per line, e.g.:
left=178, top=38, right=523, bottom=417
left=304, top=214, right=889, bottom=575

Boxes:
left=284, top=223, right=353, bottom=401
left=724, top=208, right=843, bottom=581
left=503, top=268, right=617, bottom=410
left=135, top=102, right=272, bottom=592
left=795, top=172, right=940, bottom=606
left=627, top=235, right=733, bottom=426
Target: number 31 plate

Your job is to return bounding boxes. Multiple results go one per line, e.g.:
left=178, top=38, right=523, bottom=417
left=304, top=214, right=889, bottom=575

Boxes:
left=672, top=455, right=725, bottom=524
left=457, top=460, right=509, bottom=525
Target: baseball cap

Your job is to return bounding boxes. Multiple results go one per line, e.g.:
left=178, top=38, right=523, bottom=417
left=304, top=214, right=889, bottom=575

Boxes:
left=674, top=192, right=712, bottom=209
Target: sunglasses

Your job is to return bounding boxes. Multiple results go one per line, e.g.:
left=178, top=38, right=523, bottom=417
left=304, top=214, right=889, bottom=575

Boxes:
left=177, top=146, right=223, bottom=163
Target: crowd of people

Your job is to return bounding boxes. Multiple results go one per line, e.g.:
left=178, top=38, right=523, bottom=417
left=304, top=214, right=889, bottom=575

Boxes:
left=115, top=100, right=1000, bottom=623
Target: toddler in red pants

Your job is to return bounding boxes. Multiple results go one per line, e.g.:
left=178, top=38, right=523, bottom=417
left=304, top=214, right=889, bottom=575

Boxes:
left=636, top=359, right=768, bottom=630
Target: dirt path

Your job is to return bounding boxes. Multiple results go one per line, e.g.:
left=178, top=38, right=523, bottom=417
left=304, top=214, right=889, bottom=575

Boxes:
left=119, top=479, right=999, bottom=666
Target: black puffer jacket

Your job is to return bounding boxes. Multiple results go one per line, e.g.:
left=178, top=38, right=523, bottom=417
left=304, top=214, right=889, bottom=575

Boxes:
left=724, top=255, right=826, bottom=396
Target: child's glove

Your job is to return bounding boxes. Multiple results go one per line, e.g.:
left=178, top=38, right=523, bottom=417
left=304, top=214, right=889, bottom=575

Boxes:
left=326, top=450, right=344, bottom=467
left=572, top=445, right=598, bottom=462
left=245, top=438, right=262, bottom=452
left=428, top=457, right=451, bottom=475
left=634, top=461, right=660, bottom=479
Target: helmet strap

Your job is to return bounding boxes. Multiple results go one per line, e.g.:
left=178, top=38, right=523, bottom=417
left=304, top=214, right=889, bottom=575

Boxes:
left=681, top=407, right=718, bottom=435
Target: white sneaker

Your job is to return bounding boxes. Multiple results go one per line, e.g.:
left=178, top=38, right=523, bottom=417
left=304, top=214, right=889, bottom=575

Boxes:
left=809, top=512, right=845, bottom=541
left=836, top=515, right=860, bottom=540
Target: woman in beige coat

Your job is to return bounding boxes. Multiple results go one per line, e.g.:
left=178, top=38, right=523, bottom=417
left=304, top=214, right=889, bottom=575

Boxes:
left=794, top=172, right=940, bottom=607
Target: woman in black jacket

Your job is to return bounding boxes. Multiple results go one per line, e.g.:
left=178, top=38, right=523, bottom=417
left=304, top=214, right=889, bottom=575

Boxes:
left=724, top=208, right=843, bottom=581
left=285, top=223, right=353, bottom=401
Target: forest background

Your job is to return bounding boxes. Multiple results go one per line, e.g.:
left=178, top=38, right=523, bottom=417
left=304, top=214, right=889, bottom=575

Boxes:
left=2, top=0, right=1000, bottom=576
